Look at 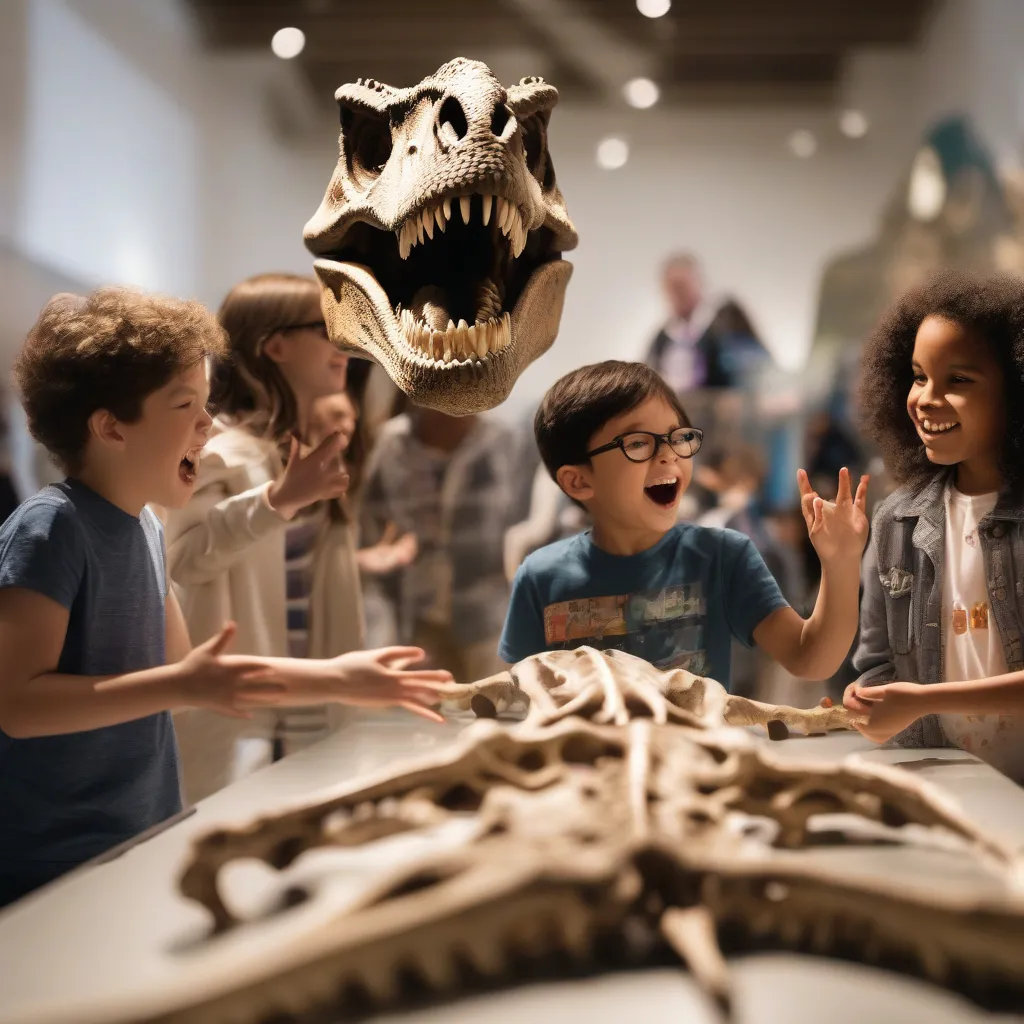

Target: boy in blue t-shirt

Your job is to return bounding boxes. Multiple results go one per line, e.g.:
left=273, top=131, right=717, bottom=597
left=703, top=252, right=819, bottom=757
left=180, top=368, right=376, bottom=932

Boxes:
left=0, top=288, right=451, bottom=908
left=499, top=361, right=869, bottom=688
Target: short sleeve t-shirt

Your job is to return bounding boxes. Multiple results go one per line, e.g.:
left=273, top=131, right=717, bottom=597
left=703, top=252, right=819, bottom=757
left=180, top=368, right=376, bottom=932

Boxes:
left=939, top=486, right=1024, bottom=779
left=0, top=480, right=181, bottom=880
left=498, top=523, right=788, bottom=687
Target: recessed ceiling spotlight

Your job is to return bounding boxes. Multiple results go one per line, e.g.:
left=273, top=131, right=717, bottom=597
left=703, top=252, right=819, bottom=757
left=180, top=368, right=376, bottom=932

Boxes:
left=788, top=129, right=817, bottom=158
left=623, top=77, right=660, bottom=109
left=636, top=0, right=671, bottom=18
left=839, top=109, right=870, bottom=139
left=597, top=137, right=629, bottom=170
left=271, top=27, right=306, bottom=60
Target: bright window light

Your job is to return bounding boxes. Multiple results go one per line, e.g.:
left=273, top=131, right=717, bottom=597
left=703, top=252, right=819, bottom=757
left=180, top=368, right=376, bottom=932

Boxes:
left=271, top=27, right=306, bottom=59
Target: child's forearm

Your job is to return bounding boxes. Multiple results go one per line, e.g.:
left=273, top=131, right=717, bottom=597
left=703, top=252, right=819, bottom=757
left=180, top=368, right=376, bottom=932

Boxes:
left=0, top=663, right=187, bottom=738
left=793, top=561, right=862, bottom=679
left=911, top=671, right=1024, bottom=716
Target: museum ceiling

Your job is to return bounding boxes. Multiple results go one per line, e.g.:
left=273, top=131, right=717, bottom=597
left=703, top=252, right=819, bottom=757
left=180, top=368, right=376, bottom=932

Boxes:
left=184, top=0, right=939, bottom=107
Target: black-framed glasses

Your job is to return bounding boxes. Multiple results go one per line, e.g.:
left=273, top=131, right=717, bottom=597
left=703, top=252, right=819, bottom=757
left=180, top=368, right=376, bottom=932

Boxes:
left=281, top=320, right=328, bottom=337
left=586, top=427, right=704, bottom=463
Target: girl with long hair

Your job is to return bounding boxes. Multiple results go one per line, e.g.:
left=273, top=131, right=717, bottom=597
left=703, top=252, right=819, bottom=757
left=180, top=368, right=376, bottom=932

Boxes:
left=165, top=273, right=421, bottom=801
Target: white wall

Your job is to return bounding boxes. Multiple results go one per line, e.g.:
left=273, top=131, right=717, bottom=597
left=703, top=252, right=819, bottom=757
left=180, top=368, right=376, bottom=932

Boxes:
left=503, top=94, right=922, bottom=418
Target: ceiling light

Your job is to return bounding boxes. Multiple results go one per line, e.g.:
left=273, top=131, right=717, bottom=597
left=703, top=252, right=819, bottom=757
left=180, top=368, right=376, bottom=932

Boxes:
left=839, top=109, right=870, bottom=139
left=597, top=137, right=629, bottom=170
left=788, top=129, right=817, bottom=159
left=623, top=77, right=660, bottom=109
left=636, top=0, right=671, bottom=18
left=271, top=27, right=306, bottom=59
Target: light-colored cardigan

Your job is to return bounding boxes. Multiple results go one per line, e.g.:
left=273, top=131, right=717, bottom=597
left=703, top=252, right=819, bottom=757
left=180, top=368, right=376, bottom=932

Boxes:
left=162, top=420, right=365, bottom=802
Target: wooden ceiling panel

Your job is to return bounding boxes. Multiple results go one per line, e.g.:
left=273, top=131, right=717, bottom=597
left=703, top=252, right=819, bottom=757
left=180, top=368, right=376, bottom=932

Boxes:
left=184, top=0, right=937, bottom=106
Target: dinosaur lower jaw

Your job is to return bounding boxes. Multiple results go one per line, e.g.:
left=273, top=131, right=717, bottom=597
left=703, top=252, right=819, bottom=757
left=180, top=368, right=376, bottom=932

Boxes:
left=314, top=256, right=572, bottom=415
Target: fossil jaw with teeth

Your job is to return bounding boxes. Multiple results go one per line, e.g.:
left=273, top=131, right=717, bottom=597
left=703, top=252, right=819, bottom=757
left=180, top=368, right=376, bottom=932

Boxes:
left=397, top=195, right=528, bottom=261
left=398, top=308, right=511, bottom=364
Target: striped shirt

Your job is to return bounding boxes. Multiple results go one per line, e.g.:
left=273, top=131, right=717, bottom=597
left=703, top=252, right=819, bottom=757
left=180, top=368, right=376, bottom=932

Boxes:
left=279, top=505, right=329, bottom=748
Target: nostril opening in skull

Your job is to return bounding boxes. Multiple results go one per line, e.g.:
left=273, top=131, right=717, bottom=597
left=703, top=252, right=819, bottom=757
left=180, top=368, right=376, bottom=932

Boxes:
left=490, top=102, right=511, bottom=138
left=438, top=96, right=468, bottom=145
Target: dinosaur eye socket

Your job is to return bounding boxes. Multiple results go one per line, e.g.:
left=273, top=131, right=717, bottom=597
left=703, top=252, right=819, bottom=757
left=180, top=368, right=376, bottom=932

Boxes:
left=341, top=108, right=393, bottom=186
left=521, top=114, right=549, bottom=187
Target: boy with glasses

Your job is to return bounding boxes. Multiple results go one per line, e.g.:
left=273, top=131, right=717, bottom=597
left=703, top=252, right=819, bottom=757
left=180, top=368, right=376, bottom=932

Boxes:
left=499, top=361, right=869, bottom=687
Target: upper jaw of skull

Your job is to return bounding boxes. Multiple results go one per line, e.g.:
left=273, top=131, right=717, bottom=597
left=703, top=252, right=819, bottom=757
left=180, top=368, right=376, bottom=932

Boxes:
left=306, top=178, right=574, bottom=414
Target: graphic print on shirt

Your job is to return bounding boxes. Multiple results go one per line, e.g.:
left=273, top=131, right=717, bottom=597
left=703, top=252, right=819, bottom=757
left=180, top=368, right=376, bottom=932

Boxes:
left=542, top=583, right=707, bottom=672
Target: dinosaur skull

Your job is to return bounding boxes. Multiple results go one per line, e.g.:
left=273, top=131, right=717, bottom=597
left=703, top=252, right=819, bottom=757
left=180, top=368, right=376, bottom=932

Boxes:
left=303, top=58, right=577, bottom=415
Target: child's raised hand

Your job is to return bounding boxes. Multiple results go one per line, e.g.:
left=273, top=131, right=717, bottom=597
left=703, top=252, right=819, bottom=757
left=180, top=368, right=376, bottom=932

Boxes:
left=323, top=647, right=452, bottom=722
left=797, top=467, right=869, bottom=568
left=356, top=522, right=419, bottom=575
left=846, top=681, right=924, bottom=743
left=267, top=433, right=350, bottom=521
left=177, top=622, right=286, bottom=719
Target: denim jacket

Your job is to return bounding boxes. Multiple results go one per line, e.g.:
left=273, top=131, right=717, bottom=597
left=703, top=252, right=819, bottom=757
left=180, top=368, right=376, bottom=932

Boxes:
left=853, top=469, right=1024, bottom=747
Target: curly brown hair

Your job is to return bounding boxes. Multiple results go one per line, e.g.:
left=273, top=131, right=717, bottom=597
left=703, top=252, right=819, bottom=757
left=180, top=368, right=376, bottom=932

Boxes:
left=15, top=287, right=226, bottom=473
left=858, top=270, right=1024, bottom=488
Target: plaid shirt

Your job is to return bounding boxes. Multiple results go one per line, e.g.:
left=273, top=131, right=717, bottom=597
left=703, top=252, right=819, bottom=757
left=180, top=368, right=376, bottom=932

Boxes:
left=359, top=414, right=518, bottom=647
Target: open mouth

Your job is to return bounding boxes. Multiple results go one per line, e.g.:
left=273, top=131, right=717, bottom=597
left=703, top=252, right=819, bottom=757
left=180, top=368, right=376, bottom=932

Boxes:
left=179, top=447, right=202, bottom=485
left=917, top=417, right=960, bottom=438
left=313, top=192, right=564, bottom=367
left=644, top=478, right=681, bottom=507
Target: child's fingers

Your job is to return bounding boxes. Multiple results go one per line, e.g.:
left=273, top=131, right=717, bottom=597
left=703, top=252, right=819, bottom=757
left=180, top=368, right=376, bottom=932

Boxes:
left=376, top=646, right=428, bottom=667
left=312, top=431, right=345, bottom=461
left=854, top=474, right=870, bottom=512
left=397, top=672, right=454, bottom=686
left=796, top=468, right=812, bottom=499
left=400, top=701, right=446, bottom=723
left=204, top=621, right=238, bottom=658
left=836, top=466, right=852, bottom=505
left=813, top=495, right=824, bottom=531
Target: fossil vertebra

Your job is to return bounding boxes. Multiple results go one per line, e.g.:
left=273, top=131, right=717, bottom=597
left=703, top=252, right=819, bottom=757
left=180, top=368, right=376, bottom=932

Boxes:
left=304, top=59, right=577, bottom=416
left=140, top=648, right=1024, bottom=1024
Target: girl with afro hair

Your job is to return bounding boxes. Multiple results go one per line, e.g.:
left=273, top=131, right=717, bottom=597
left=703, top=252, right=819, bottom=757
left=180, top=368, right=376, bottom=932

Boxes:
left=847, top=270, right=1024, bottom=781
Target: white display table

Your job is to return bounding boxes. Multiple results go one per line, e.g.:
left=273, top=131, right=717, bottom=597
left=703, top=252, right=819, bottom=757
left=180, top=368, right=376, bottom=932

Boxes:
left=1, top=714, right=1022, bottom=1024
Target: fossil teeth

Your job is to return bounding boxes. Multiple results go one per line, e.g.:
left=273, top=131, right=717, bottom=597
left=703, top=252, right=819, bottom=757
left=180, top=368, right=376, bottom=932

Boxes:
left=481, top=193, right=493, bottom=226
left=435, top=204, right=446, bottom=232
left=423, top=208, right=435, bottom=240
left=460, top=195, right=471, bottom=223
left=442, top=197, right=451, bottom=221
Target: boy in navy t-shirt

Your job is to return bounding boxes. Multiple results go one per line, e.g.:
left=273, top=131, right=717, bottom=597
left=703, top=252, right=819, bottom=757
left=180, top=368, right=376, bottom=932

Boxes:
left=0, top=288, right=450, bottom=908
left=499, top=361, right=869, bottom=688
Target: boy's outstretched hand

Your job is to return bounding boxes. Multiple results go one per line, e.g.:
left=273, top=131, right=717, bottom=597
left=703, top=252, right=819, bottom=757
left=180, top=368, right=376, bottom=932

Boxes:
left=797, top=467, right=869, bottom=567
left=326, top=647, right=452, bottom=723
left=178, top=622, right=287, bottom=719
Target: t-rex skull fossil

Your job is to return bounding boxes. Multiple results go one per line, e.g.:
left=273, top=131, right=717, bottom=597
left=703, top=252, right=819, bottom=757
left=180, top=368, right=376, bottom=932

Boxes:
left=131, top=648, right=1024, bottom=1024
left=304, top=58, right=578, bottom=416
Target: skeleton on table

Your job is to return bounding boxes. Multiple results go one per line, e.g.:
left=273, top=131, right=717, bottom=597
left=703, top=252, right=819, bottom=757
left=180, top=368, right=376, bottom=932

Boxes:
left=159, top=647, right=1024, bottom=1024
